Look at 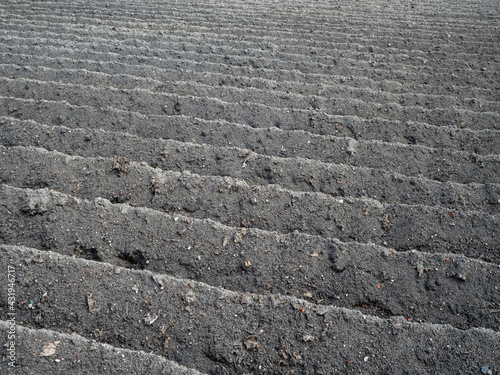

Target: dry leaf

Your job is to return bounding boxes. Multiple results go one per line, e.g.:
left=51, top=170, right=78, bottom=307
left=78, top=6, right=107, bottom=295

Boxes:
left=39, top=341, right=60, bottom=357
left=87, top=292, right=100, bottom=314
left=241, top=292, right=253, bottom=304
left=112, top=156, right=130, bottom=173
left=244, top=335, right=260, bottom=350
left=234, top=228, right=247, bottom=243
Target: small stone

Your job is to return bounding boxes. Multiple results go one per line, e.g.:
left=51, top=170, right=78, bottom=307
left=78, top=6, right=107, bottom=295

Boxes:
left=184, top=289, right=196, bottom=303
left=346, top=139, right=357, bottom=155
left=152, top=274, right=164, bottom=287
left=481, top=366, right=492, bottom=375
left=144, top=312, right=159, bottom=325
left=310, top=251, right=319, bottom=258
left=381, top=248, right=392, bottom=257
left=316, top=306, right=329, bottom=316
left=364, top=356, right=369, bottom=362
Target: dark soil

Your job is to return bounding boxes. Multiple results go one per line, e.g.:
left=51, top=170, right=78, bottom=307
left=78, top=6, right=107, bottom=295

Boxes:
left=0, top=0, right=499, bottom=374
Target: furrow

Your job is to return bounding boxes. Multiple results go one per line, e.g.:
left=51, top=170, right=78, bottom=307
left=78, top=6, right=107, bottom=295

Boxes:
left=4, top=0, right=499, bottom=34
left=1, top=245, right=498, bottom=374
left=1, top=29, right=498, bottom=90
left=1, top=19, right=498, bottom=67
left=2, top=59, right=499, bottom=116
left=2, top=37, right=497, bottom=103
left=1, top=56, right=498, bottom=155
left=0, top=146, right=498, bottom=260
left=1, top=97, right=498, bottom=185
left=2, top=48, right=498, bottom=103
left=0, top=54, right=497, bottom=131
left=0, top=187, right=498, bottom=330
left=0, top=320, right=205, bottom=374
left=1, top=117, right=498, bottom=215
left=1, top=17, right=498, bottom=60
left=3, top=63, right=499, bottom=137
left=4, top=2, right=499, bottom=41
left=0, top=0, right=499, bottom=373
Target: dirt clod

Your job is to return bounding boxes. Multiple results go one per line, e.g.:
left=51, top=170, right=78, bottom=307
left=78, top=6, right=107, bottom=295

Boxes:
left=87, top=292, right=100, bottom=314
left=244, top=335, right=260, bottom=350
left=112, top=156, right=130, bottom=174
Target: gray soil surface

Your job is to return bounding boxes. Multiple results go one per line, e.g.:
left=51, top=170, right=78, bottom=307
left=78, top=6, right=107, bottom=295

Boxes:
left=0, top=0, right=499, bottom=374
